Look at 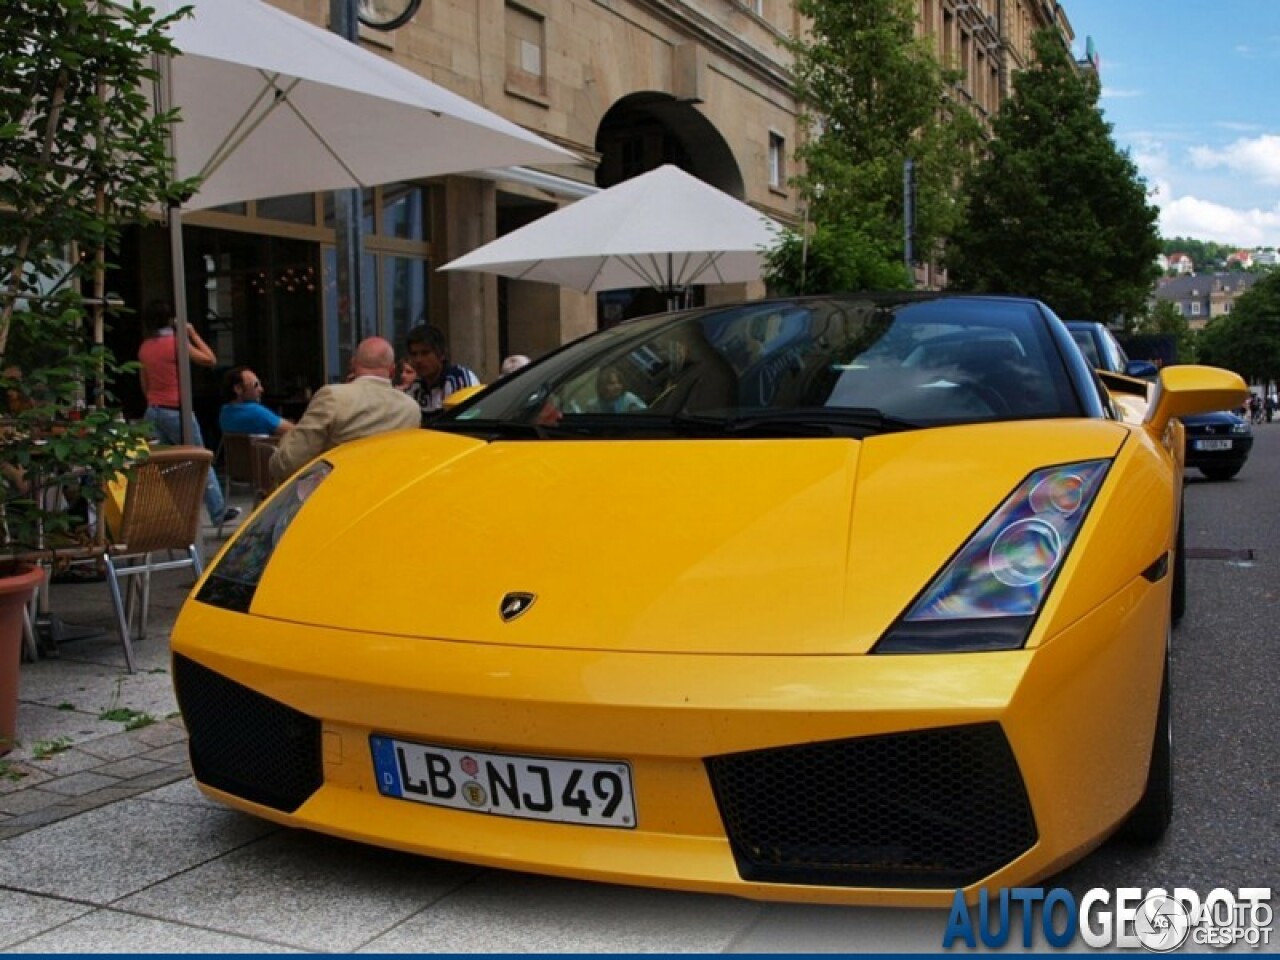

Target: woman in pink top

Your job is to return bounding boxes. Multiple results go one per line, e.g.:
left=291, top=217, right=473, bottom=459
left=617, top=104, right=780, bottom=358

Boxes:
left=138, top=300, right=238, bottom=526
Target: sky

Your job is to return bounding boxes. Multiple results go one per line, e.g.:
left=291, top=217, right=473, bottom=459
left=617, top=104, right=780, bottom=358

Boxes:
left=1062, top=0, right=1280, bottom=250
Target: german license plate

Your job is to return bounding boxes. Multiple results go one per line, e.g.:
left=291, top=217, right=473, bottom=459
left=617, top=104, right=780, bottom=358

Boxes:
left=1194, top=438, right=1232, bottom=451
left=370, top=736, right=636, bottom=829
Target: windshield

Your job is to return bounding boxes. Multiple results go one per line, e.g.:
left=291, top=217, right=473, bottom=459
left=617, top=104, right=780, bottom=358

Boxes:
left=1069, top=328, right=1102, bottom=368
left=441, top=295, right=1083, bottom=438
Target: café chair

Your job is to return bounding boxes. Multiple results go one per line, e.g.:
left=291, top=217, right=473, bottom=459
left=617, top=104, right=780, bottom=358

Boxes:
left=249, top=435, right=280, bottom=504
left=103, top=445, right=212, bottom=672
left=216, top=432, right=270, bottom=536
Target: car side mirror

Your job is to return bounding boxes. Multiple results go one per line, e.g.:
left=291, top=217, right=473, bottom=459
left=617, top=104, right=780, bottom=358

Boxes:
left=1145, top=365, right=1247, bottom=436
left=1124, top=360, right=1159, bottom=379
left=442, top=384, right=485, bottom=410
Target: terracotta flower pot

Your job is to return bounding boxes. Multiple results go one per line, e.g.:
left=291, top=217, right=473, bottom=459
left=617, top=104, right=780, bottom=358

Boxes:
left=0, top=564, right=44, bottom=757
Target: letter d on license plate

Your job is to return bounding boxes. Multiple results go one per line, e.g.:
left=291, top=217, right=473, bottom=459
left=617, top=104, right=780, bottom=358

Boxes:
left=370, top=736, right=636, bottom=829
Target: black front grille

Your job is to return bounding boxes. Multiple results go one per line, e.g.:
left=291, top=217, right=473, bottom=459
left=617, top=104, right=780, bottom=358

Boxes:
left=174, top=654, right=322, bottom=813
left=706, top=723, right=1036, bottom=889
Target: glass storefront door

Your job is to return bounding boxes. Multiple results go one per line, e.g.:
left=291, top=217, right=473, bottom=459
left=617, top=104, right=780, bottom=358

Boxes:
left=187, top=226, right=324, bottom=436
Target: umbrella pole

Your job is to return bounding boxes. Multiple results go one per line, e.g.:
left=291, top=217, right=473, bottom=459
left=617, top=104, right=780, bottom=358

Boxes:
left=169, top=203, right=196, bottom=446
left=158, top=45, right=195, bottom=447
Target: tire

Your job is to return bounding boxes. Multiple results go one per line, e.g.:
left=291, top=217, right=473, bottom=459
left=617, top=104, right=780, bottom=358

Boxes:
left=1171, top=510, right=1186, bottom=626
left=1199, top=465, right=1241, bottom=481
left=1116, top=648, right=1172, bottom=844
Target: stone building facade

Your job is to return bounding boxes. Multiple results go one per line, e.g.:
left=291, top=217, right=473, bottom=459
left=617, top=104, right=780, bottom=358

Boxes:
left=113, top=0, right=1074, bottom=429
left=1154, top=273, right=1261, bottom=332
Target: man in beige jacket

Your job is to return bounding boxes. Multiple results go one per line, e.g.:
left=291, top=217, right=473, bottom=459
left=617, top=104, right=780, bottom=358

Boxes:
left=269, top=336, right=421, bottom=484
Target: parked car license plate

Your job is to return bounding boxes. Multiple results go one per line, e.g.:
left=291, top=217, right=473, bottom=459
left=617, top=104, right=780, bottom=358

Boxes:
left=370, top=736, right=636, bottom=828
left=1194, top=438, right=1233, bottom=451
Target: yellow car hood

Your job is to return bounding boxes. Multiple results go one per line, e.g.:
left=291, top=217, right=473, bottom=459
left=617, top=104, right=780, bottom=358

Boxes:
left=248, top=421, right=1129, bottom=655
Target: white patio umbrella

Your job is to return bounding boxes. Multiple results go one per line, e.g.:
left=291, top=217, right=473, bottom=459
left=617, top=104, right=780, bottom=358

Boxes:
left=439, top=165, right=782, bottom=309
left=150, top=0, right=577, bottom=441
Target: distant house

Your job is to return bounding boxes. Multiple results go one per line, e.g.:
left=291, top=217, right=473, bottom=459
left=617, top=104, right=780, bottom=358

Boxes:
left=1166, top=252, right=1194, bottom=275
left=1153, top=272, right=1260, bottom=330
left=1226, top=250, right=1254, bottom=269
left=1254, top=249, right=1279, bottom=267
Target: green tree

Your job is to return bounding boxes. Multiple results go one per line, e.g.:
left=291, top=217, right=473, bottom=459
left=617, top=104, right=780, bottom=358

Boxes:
left=787, top=0, right=981, bottom=274
left=763, top=222, right=909, bottom=295
left=1196, top=270, right=1280, bottom=384
left=1136, top=298, right=1195, bottom=363
left=945, top=30, right=1160, bottom=321
left=1, top=0, right=192, bottom=559
left=1160, top=237, right=1235, bottom=272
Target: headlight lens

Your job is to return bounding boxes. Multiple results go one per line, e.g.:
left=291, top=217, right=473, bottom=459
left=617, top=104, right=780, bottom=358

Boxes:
left=1231, top=421, right=1250, bottom=435
left=875, top=460, right=1110, bottom=653
left=194, top=461, right=332, bottom=613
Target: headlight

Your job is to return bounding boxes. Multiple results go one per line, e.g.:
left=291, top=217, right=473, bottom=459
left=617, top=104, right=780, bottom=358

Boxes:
left=194, top=461, right=332, bottom=613
left=1231, top=422, right=1250, bottom=435
left=874, top=460, right=1110, bottom=653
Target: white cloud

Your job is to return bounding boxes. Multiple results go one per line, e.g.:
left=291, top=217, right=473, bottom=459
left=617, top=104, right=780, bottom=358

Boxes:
left=1099, top=87, right=1144, bottom=99
left=1188, top=134, right=1280, bottom=186
left=1128, top=138, right=1280, bottom=245
left=1159, top=194, right=1280, bottom=247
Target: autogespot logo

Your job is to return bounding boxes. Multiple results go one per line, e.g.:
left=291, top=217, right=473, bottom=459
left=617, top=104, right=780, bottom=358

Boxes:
left=942, top=886, right=1273, bottom=951
left=1134, top=894, right=1191, bottom=952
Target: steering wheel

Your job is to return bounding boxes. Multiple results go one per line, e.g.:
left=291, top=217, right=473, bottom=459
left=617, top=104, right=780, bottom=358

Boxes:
left=935, top=376, right=1010, bottom=416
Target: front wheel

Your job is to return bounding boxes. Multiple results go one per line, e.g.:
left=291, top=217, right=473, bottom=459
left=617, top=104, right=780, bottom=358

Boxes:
left=1116, top=647, right=1172, bottom=844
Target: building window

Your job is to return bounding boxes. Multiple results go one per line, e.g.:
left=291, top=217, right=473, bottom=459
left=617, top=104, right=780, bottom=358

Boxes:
left=505, top=3, right=546, bottom=100
left=768, top=131, right=786, bottom=189
left=1191, top=301, right=1201, bottom=316
left=256, top=193, right=317, bottom=225
left=382, top=184, right=430, bottom=242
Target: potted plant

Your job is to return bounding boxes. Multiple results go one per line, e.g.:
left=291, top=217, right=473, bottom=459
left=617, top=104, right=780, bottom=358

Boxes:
left=0, top=0, right=193, bottom=753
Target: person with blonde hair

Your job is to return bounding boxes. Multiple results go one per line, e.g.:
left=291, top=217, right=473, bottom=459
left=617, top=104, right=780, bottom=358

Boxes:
left=269, top=336, right=420, bottom=483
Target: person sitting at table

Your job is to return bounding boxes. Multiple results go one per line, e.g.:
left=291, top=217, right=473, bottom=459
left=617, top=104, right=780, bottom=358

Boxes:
left=218, top=365, right=294, bottom=437
left=269, top=336, right=420, bottom=484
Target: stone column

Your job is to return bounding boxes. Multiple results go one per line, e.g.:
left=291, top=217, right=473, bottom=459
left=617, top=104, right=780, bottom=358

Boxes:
left=440, top=176, right=499, bottom=380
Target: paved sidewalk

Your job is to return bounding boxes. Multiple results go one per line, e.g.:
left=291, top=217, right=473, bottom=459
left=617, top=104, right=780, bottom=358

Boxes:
left=0, top=510, right=968, bottom=954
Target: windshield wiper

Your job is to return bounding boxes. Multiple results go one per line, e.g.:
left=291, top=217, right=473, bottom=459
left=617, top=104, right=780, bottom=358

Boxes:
left=429, top=418, right=553, bottom=440
left=673, top=407, right=918, bottom=437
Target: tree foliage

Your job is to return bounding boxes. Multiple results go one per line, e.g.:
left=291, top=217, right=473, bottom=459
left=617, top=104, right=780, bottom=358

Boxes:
left=1, top=0, right=192, bottom=558
left=1196, top=270, right=1280, bottom=384
left=945, top=30, right=1160, bottom=321
left=1160, top=237, right=1238, bottom=272
left=763, top=222, right=909, bottom=296
left=786, top=0, right=981, bottom=273
left=1135, top=298, right=1196, bottom=363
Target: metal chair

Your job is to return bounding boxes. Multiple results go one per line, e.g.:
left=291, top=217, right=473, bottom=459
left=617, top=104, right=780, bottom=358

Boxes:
left=104, top=445, right=212, bottom=672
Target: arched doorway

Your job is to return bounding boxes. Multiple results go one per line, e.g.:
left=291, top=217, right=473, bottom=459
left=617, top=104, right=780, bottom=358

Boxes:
left=594, top=93, right=744, bottom=325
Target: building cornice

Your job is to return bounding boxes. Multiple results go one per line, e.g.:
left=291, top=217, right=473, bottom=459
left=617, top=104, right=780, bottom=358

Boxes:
left=610, top=0, right=795, bottom=93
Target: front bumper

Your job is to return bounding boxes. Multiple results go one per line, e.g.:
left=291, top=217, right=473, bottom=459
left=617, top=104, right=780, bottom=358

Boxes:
left=172, top=574, right=1167, bottom=907
left=1185, top=434, right=1253, bottom=469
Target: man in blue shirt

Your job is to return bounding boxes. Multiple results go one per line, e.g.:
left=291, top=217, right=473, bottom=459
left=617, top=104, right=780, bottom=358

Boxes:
left=218, top=366, right=294, bottom=437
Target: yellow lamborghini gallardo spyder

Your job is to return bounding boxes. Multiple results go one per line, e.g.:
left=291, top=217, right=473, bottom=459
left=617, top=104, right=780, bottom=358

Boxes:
left=172, top=292, right=1245, bottom=907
